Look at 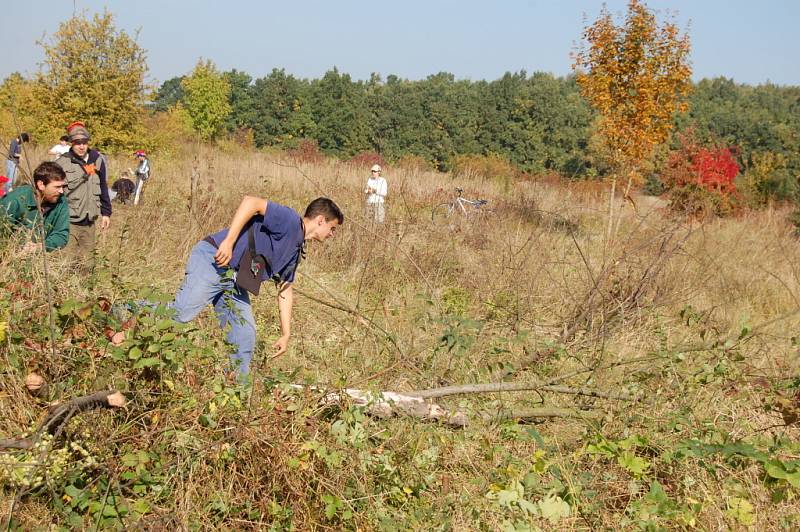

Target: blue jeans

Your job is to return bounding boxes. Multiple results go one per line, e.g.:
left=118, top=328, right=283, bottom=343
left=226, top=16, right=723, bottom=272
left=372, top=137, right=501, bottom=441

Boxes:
left=173, top=240, right=257, bottom=375
left=4, top=160, right=17, bottom=194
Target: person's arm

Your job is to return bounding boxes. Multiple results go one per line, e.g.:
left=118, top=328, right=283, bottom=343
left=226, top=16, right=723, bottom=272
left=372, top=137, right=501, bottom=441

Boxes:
left=47, top=145, right=60, bottom=155
left=214, top=195, right=268, bottom=266
left=0, top=193, right=22, bottom=223
left=378, top=178, right=388, bottom=198
left=272, top=283, right=293, bottom=357
left=97, top=156, right=112, bottom=228
left=43, top=206, right=69, bottom=251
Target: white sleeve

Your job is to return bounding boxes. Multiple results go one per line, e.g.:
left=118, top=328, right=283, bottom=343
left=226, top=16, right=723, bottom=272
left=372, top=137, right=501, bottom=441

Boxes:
left=378, top=178, right=388, bottom=197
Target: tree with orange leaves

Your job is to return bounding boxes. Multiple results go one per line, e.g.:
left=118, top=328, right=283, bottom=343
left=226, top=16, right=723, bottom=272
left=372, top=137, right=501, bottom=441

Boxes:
left=573, top=0, right=692, bottom=198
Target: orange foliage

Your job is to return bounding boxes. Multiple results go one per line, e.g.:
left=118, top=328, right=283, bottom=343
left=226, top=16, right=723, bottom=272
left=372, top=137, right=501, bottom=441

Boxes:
left=573, top=0, right=692, bottom=179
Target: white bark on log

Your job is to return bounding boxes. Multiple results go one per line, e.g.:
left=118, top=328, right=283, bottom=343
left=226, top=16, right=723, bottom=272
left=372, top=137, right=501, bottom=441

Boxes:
left=287, top=385, right=469, bottom=428
left=286, top=385, right=603, bottom=427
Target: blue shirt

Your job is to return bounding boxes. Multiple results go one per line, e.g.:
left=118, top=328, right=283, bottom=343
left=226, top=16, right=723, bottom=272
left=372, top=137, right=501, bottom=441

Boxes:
left=209, top=201, right=304, bottom=283
left=7, top=138, right=20, bottom=162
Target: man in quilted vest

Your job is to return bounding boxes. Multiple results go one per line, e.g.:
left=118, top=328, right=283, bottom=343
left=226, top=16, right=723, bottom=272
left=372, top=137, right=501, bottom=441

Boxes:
left=55, top=122, right=112, bottom=266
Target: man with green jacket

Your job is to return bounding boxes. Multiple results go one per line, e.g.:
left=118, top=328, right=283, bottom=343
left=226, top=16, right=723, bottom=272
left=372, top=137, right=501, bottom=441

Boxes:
left=0, top=161, right=69, bottom=252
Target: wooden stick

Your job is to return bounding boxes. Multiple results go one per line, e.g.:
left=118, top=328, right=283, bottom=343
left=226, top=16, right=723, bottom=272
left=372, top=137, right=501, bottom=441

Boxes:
left=406, top=381, right=637, bottom=401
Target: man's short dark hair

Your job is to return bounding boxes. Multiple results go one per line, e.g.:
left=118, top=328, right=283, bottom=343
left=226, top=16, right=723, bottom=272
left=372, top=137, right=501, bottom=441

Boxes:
left=59, top=135, right=70, bottom=142
left=304, top=197, right=344, bottom=224
left=20, top=132, right=30, bottom=143
left=33, top=162, right=66, bottom=186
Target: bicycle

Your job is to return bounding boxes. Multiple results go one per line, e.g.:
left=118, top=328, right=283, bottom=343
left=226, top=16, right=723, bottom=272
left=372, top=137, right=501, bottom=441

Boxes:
left=431, top=187, right=489, bottom=222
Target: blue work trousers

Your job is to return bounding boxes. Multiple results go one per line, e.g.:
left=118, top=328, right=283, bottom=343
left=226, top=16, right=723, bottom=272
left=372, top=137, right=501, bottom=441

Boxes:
left=173, top=240, right=257, bottom=375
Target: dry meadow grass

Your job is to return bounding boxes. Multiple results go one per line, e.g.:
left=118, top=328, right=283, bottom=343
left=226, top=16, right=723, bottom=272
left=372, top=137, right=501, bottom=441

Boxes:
left=1, top=145, right=799, bottom=529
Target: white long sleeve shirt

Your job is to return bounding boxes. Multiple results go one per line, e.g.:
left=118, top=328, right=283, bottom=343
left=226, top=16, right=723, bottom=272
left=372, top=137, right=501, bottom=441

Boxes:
left=365, top=176, right=388, bottom=204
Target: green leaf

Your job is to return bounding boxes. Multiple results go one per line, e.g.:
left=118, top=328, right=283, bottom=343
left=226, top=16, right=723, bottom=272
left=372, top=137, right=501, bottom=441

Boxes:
left=726, top=497, right=755, bottom=525
left=64, top=485, right=83, bottom=499
left=134, top=357, right=161, bottom=369
left=525, top=427, right=545, bottom=446
left=121, top=453, right=139, bottom=467
left=618, top=451, right=650, bottom=476
left=765, top=460, right=789, bottom=480
left=517, top=499, right=538, bottom=515
left=128, top=346, right=142, bottom=360
left=786, top=471, right=800, bottom=488
left=147, top=343, right=161, bottom=353
left=132, top=499, right=150, bottom=515
left=538, top=495, right=571, bottom=524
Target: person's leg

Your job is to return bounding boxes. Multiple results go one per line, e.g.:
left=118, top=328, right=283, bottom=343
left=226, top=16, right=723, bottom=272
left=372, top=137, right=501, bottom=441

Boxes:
left=133, top=177, right=143, bottom=205
left=4, top=160, right=16, bottom=193
left=377, top=202, right=385, bottom=223
left=213, top=281, right=257, bottom=376
left=172, top=240, right=228, bottom=323
left=64, top=224, right=96, bottom=270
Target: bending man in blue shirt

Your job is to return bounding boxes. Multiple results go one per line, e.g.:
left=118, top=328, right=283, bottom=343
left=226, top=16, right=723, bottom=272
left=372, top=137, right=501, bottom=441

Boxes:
left=173, top=195, right=343, bottom=376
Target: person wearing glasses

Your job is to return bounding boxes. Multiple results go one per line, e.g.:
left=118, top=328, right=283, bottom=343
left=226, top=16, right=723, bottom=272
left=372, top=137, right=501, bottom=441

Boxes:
left=364, top=164, right=388, bottom=223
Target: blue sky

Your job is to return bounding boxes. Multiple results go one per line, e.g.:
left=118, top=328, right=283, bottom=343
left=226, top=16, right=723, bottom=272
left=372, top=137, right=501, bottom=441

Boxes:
left=3, top=0, right=798, bottom=86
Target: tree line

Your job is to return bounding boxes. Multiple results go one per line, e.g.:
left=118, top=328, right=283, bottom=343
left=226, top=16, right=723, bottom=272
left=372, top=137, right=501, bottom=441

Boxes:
left=1, top=11, right=798, bottom=202
left=153, top=69, right=800, bottom=189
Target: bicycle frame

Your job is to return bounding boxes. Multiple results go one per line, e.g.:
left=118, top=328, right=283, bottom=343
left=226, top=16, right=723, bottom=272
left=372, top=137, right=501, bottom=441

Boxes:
left=432, top=188, right=488, bottom=222
left=453, top=196, right=483, bottom=215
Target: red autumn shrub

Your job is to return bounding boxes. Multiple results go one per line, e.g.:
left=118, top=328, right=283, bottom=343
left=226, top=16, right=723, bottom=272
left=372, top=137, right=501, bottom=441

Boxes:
left=286, top=138, right=325, bottom=164
left=346, top=151, right=386, bottom=171
left=662, top=131, right=740, bottom=217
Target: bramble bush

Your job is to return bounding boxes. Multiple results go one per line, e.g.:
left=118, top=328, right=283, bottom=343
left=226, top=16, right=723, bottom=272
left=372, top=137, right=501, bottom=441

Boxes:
left=452, top=153, right=519, bottom=192
left=346, top=151, right=386, bottom=171
left=286, top=138, right=325, bottom=164
left=662, top=131, right=740, bottom=217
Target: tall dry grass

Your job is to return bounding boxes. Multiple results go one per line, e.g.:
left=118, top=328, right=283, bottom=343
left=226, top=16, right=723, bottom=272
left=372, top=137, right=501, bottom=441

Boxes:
left=2, top=144, right=800, bottom=529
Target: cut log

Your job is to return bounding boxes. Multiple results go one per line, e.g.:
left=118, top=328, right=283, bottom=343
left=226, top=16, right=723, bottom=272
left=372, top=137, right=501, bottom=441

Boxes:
left=288, top=385, right=468, bottom=428
left=0, top=390, right=126, bottom=450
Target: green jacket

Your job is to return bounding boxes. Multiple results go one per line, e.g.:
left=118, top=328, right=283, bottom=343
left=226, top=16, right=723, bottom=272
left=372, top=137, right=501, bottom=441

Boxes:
left=0, top=186, right=69, bottom=251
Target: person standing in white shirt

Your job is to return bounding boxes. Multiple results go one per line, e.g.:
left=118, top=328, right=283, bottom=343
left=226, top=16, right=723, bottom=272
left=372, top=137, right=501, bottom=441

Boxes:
left=364, top=164, right=388, bottom=223
left=48, top=136, right=71, bottom=160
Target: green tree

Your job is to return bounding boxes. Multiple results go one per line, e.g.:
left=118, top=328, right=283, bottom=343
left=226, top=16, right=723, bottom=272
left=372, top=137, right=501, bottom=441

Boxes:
left=247, top=69, right=313, bottom=147
left=152, top=76, right=185, bottom=112
left=223, top=69, right=255, bottom=133
left=32, top=11, right=148, bottom=151
left=0, top=73, right=39, bottom=140
left=181, top=59, right=232, bottom=141
left=307, top=68, right=371, bottom=156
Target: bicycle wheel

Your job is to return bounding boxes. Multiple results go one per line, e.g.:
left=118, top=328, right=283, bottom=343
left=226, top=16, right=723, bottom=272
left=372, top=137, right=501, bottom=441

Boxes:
left=431, top=202, right=454, bottom=223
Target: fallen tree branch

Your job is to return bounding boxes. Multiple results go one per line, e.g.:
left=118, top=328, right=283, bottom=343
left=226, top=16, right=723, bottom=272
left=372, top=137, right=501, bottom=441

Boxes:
left=406, top=381, right=637, bottom=401
left=288, top=384, right=468, bottom=428
left=286, top=385, right=604, bottom=428
left=486, top=407, right=604, bottom=422
left=0, top=391, right=126, bottom=450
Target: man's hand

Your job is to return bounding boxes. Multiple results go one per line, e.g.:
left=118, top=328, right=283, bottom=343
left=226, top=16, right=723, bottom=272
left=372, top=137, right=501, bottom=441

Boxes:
left=271, top=335, right=290, bottom=358
left=100, top=216, right=111, bottom=230
left=214, top=238, right=234, bottom=266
